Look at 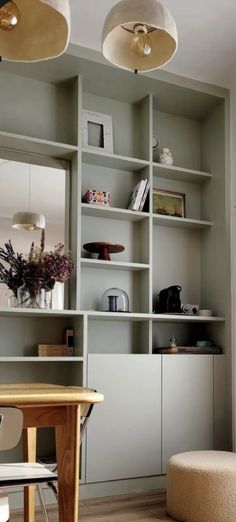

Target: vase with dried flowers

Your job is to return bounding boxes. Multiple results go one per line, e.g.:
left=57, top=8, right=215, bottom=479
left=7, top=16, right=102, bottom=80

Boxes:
left=0, top=231, right=74, bottom=309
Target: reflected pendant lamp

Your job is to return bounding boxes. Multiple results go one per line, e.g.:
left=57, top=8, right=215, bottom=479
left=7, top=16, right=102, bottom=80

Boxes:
left=12, top=211, right=46, bottom=230
left=0, top=0, right=70, bottom=61
left=102, top=0, right=178, bottom=73
left=12, top=165, right=46, bottom=230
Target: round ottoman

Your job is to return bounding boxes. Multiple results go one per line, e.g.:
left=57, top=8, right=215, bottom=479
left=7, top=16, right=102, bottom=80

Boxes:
left=167, top=451, right=236, bottom=522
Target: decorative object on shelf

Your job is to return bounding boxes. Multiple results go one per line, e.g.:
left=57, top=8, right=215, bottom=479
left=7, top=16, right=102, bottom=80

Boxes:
left=128, top=178, right=149, bottom=211
left=0, top=232, right=73, bottom=309
left=181, top=304, right=199, bottom=316
left=196, top=340, right=212, bottom=348
left=153, top=135, right=160, bottom=161
left=83, top=241, right=125, bottom=261
left=198, top=309, right=213, bottom=317
left=63, top=328, right=74, bottom=352
left=81, top=110, right=113, bottom=153
left=156, top=285, right=182, bottom=313
left=102, top=0, right=178, bottom=74
left=36, top=344, right=73, bottom=357
left=153, top=188, right=186, bottom=218
left=153, top=135, right=160, bottom=150
left=12, top=165, right=46, bottom=231
left=169, top=335, right=178, bottom=353
left=157, top=147, right=174, bottom=165
left=0, top=0, right=70, bottom=62
left=84, top=189, right=111, bottom=207
left=101, top=287, right=129, bottom=312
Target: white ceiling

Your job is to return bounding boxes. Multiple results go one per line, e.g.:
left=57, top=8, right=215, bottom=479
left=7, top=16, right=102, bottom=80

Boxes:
left=69, top=0, right=236, bottom=88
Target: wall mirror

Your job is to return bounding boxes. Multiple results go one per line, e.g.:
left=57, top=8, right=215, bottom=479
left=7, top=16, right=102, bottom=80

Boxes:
left=0, top=157, right=68, bottom=308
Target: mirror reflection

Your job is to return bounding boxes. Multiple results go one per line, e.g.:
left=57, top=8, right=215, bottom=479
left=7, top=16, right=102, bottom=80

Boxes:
left=0, top=159, right=66, bottom=308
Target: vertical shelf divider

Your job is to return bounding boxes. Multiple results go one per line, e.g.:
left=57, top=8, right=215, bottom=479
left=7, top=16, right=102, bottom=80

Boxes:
left=70, top=75, right=82, bottom=310
left=149, top=94, right=154, bottom=315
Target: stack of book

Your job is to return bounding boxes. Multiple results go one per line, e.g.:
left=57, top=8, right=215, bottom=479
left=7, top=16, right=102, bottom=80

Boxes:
left=37, top=344, right=74, bottom=357
left=128, top=179, right=150, bottom=211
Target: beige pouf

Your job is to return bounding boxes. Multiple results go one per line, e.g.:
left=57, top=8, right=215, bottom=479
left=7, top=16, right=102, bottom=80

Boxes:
left=167, top=451, right=236, bottom=522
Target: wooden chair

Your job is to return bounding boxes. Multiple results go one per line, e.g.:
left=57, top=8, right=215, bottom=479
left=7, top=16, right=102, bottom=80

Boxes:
left=37, top=398, right=97, bottom=517
left=0, top=407, right=57, bottom=522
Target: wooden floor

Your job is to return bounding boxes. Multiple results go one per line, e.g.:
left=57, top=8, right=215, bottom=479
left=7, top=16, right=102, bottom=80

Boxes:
left=11, top=490, right=175, bottom=521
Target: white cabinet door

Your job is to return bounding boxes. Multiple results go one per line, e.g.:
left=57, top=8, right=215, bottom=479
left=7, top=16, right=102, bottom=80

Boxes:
left=86, top=354, right=162, bottom=483
left=162, top=355, right=214, bottom=473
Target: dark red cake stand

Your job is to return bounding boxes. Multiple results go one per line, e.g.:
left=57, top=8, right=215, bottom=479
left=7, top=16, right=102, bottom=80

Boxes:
left=83, top=242, right=125, bottom=261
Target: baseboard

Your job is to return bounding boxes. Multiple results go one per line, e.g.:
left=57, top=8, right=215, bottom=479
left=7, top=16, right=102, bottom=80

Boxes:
left=80, top=475, right=167, bottom=499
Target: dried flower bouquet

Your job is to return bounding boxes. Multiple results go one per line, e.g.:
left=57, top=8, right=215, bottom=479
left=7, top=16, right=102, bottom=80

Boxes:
left=0, top=231, right=74, bottom=306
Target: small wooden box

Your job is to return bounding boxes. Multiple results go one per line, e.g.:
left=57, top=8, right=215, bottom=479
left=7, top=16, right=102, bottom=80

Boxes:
left=36, top=344, right=74, bottom=357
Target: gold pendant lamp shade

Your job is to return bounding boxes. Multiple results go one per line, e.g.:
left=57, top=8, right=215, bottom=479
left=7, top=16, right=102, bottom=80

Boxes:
left=0, top=0, right=70, bottom=61
left=102, top=0, right=178, bottom=73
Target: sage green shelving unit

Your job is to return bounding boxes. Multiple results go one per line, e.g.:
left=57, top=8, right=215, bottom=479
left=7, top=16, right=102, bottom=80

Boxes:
left=0, top=45, right=231, bottom=500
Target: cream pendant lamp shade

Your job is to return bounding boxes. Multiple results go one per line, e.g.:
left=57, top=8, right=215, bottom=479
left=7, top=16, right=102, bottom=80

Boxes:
left=102, top=0, right=178, bottom=73
left=0, top=0, right=70, bottom=61
left=12, top=211, right=46, bottom=230
left=12, top=165, right=46, bottom=230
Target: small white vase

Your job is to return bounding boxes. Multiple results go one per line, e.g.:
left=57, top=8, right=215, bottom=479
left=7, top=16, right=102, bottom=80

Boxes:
left=158, top=148, right=174, bottom=166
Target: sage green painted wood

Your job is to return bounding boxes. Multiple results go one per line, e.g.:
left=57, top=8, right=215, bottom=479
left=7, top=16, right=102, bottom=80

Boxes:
left=0, top=131, right=78, bottom=160
left=86, top=354, right=162, bottom=482
left=82, top=163, right=149, bottom=210
left=86, top=312, right=225, bottom=323
left=153, top=110, right=201, bottom=170
left=153, top=162, right=212, bottom=184
left=82, top=93, right=149, bottom=160
left=82, top=149, right=149, bottom=171
left=87, top=320, right=150, bottom=355
left=81, top=203, right=150, bottom=222
left=162, top=354, right=214, bottom=473
left=0, top=73, right=78, bottom=145
left=201, top=102, right=226, bottom=319
left=153, top=215, right=213, bottom=229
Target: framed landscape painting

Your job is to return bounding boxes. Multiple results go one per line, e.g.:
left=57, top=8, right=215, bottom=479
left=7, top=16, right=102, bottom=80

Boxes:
left=153, top=188, right=186, bottom=218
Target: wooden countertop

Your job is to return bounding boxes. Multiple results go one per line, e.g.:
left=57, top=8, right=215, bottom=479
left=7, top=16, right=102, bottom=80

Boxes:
left=0, top=383, right=104, bottom=406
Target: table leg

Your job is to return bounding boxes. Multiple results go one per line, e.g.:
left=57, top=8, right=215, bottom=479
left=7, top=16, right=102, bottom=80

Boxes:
left=55, top=405, right=80, bottom=522
left=23, top=427, right=37, bottom=522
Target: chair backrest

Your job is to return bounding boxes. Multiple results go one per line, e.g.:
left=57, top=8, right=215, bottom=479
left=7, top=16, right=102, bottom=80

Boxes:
left=0, top=407, right=23, bottom=450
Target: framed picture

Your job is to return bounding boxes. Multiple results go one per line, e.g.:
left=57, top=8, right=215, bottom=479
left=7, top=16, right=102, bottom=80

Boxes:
left=81, top=110, right=113, bottom=153
left=153, top=188, right=186, bottom=218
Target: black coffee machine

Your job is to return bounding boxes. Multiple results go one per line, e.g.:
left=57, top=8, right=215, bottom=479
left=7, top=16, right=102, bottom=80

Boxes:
left=156, top=285, right=182, bottom=313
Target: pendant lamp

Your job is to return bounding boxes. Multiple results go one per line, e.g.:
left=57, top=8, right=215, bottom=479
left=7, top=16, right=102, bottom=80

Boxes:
left=12, top=211, right=45, bottom=230
left=102, top=0, right=178, bottom=73
left=12, top=165, right=46, bottom=231
left=0, top=0, right=70, bottom=62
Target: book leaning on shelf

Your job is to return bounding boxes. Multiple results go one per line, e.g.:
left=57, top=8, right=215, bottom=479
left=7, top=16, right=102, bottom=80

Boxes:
left=128, top=179, right=150, bottom=211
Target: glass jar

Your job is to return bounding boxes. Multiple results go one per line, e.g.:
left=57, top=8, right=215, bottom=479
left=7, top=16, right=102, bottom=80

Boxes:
left=101, top=288, right=130, bottom=313
left=17, top=282, right=52, bottom=309
left=7, top=293, right=17, bottom=308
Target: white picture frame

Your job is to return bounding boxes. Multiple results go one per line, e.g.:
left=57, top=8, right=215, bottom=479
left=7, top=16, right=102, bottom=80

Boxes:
left=81, top=110, right=113, bottom=153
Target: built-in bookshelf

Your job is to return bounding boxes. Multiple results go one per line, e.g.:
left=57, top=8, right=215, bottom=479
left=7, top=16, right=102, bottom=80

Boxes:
left=0, top=46, right=230, bottom=498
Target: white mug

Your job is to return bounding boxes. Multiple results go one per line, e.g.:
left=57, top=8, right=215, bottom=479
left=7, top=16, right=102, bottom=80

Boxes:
left=198, top=309, right=213, bottom=317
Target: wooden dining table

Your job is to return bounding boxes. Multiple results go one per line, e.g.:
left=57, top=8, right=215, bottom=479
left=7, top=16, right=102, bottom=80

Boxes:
left=0, top=383, right=104, bottom=522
